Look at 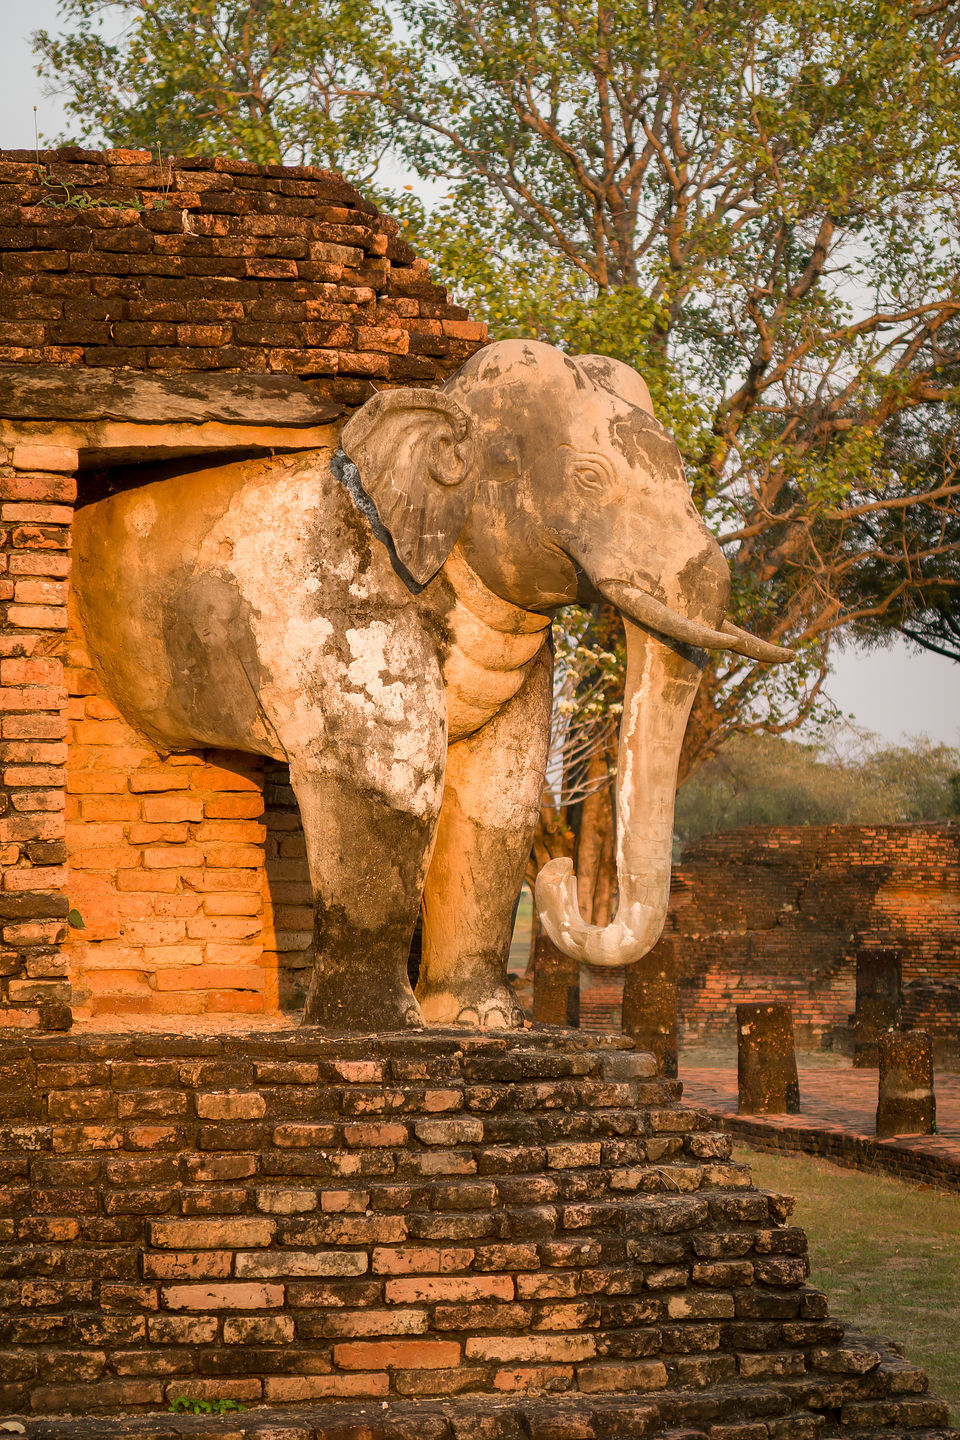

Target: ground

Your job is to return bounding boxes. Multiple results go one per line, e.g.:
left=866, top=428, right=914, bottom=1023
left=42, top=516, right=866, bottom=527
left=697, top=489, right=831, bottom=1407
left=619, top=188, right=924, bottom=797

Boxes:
left=736, top=1142, right=960, bottom=1424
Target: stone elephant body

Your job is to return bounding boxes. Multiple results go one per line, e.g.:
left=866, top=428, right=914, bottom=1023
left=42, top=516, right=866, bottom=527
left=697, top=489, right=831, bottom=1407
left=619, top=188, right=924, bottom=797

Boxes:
left=74, top=340, right=790, bottom=1033
left=74, top=442, right=553, bottom=1030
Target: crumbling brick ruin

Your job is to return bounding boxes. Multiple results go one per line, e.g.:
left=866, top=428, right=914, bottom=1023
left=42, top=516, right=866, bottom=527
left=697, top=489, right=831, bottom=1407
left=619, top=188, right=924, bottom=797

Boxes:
left=0, top=146, right=485, bottom=1027
left=668, top=824, right=960, bottom=1044
left=580, top=824, right=960, bottom=1047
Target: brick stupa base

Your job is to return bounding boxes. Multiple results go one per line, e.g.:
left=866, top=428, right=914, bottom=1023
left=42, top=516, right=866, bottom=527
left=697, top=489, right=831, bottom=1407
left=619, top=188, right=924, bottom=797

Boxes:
left=0, top=1028, right=953, bottom=1438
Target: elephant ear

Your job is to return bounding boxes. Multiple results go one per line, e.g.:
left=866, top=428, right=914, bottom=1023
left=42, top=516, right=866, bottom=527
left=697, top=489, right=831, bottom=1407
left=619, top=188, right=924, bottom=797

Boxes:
left=340, top=388, right=477, bottom=586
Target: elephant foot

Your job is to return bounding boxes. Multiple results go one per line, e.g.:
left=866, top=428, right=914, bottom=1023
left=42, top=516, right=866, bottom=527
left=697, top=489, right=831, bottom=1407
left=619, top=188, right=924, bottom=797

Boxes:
left=300, top=974, right=424, bottom=1034
left=419, top=983, right=526, bottom=1032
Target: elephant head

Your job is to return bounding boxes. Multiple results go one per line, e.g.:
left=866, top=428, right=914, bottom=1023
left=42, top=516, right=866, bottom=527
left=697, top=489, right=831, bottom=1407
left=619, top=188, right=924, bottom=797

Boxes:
left=341, top=339, right=792, bottom=969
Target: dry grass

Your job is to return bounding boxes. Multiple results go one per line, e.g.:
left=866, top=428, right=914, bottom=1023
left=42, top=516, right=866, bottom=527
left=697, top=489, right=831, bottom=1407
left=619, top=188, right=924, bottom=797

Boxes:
left=737, top=1144, right=960, bottom=1423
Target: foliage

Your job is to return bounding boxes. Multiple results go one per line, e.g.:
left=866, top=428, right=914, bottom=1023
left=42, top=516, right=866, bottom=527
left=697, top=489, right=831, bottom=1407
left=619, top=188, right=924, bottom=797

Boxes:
left=33, top=0, right=390, bottom=179
left=377, top=0, right=960, bottom=771
left=674, top=727, right=960, bottom=844
left=840, top=372, right=960, bottom=661
left=168, top=1396, right=247, bottom=1415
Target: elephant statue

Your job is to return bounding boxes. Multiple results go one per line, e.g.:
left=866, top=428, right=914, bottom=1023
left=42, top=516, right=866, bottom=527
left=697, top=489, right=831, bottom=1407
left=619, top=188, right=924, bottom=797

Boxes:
left=73, top=339, right=791, bottom=1033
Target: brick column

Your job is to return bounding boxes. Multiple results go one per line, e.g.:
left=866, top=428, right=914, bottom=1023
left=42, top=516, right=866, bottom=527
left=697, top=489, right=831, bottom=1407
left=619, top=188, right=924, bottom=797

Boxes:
left=0, top=441, right=75, bottom=1029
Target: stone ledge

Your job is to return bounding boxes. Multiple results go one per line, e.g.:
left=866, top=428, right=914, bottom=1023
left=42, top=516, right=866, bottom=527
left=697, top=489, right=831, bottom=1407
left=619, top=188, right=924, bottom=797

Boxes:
left=699, top=1109, right=960, bottom=1194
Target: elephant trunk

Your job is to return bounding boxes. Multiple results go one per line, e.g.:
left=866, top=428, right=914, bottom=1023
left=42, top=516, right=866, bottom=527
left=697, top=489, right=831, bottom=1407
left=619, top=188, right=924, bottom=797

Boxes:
left=535, top=618, right=703, bottom=968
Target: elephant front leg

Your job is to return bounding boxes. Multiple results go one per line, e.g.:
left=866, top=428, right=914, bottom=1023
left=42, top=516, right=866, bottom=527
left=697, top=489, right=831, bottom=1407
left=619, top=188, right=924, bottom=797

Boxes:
left=418, top=646, right=553, bottom=1029
left=289, top=770, right=440, bottom=1032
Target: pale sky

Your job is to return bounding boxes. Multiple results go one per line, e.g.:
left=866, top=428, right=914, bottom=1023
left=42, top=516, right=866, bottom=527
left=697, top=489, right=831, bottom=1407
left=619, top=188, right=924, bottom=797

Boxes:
left=4, top=2, right=959, bottom=750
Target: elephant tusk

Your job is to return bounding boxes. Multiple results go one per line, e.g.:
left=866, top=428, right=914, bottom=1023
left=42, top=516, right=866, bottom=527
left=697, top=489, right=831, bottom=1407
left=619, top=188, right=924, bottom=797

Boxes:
left=597, top=580, right=795, bottom=664
left=720, top=619, right=796, bottom=663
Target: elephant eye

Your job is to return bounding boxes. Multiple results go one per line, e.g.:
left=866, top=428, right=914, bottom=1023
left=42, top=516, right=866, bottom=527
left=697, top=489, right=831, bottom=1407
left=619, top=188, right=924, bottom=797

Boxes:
left=573, top=461, right=609, bottom=493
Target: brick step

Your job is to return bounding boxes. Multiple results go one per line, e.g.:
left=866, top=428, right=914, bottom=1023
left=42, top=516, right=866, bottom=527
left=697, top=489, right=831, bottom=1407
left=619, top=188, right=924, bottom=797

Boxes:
left=0, top=1029, right=954, bottom=1434
left=0, top=1377, right=926, bottom=1439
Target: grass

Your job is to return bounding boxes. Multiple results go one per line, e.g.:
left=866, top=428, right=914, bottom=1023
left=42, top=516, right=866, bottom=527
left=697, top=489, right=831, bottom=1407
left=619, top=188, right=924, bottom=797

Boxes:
left=736, top=1144, right=960, bottom=1422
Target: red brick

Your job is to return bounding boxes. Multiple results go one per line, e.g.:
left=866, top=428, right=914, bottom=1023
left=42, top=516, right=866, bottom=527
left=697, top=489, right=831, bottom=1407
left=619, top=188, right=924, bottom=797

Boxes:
left=372, top=1246, right=474, bottom=1275
left=127, top=772, right=190, bottom=793
left=493, top=1365, right=575, bottom=1393
left=0, top=686, right=65, bottom=712
left=6, top=607, right=68, bottom=630
left=333, top=1339, right=461, bottom=1370
left=143, top=846, right=203, bottom=869
left=142, top=795, right=203, bottom=822
left=161, top=1377, right=261, bottom=1404
left=195, top=1091, right=266, bottom=1121
left=7, top=450, right=77, bottom=479
left=384, top=1275, right=513, bottom=1304
left=263, top=1374, right=388, bottom=1400
left=1, top=502, right=73, bottom=524
left=190, top=762, right=262, bottom=791
left=31, top=1379, right=164, bottom=1412
left=161, top=1283, right=283, bottom=1310
left=147, top=1316, right=218, bottom=1344
left=321, top=1309, right=428, bottom=1338
left=148, top=1217, right=274, bottom=1249
left=343, top=1121, right=407, bottom=1147
left=0, top=658, right=63, bottom=686
left=466, top=1335, right=596, bottom=1363
left=9, top=553, right=71, bottom=577
left=14, top=578, right=68, bottom=605
left=203, top=794, right=265, bottom=818
left=141, top=1252, right=233, bottom=1281
left=576, top=1359, right=669, bottom=1392
left=4, top=864, right=67, bottom=890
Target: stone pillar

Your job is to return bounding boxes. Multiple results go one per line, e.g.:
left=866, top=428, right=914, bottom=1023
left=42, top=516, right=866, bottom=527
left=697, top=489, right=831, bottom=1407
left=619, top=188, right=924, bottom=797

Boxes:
left=737, top=1002, right=800, bottom=1114
left=621, top=938, right=678, bottom=1077
left=532, top=932, right=579, bottom=1028
left=876, top=1030, right=935, bottom=1139
left=0, top=444, right=76, bottom=1029
left=853, top=945, right=902, bottom=1067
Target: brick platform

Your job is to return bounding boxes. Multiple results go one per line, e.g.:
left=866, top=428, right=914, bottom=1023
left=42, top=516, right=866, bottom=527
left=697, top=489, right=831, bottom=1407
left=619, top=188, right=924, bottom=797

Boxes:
left=0, top=1027, right=954, bottom=1436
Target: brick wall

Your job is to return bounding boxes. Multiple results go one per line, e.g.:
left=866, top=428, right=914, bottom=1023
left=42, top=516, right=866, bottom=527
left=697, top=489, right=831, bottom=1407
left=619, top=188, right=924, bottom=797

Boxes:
left=0, top=445, right=76, bottom=1027
left=0, top=1028, right=949, bottom=1433
left=64, top=604, right=315, bottom=1020
left=0, top=147, right=485, bottom=404
left=1, top=146, right=487, bottom=1025
left=666, top=824, right=960, bottom=1041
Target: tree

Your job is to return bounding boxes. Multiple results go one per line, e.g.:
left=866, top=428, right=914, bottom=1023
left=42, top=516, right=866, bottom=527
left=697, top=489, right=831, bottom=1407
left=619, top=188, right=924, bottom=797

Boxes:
left=674, top=728, right=960, bottom=844
left=372, top=0, right=960, bottom=776
left=36, top=0, right=960, bottom=906
left=33, top=0, right=387, bottom=178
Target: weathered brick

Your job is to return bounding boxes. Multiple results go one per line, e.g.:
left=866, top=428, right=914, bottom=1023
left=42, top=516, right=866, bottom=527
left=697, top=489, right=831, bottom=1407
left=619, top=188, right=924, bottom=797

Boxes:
left=147, top=1217, right=275, bottom=1248
left=333, top=1339, right=461, bottom=1370
left=235, top=1250, right=368, bottom=1278
left=196, top=1090, right=266, bottom=1121
left=161, top=1282, right=284, bottom=1310
left=264, top=1373, right=389, bottom=1400
left=384, top=1275, right=513, bottom=1304
left=465, top=1334, right=596, bottom=1363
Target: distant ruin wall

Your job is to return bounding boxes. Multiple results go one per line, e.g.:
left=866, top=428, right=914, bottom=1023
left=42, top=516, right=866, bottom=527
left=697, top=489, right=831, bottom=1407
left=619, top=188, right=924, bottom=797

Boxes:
left=571, top=824, right=960, bottom=1044
left=666, top=824, right=960, bottom=1041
